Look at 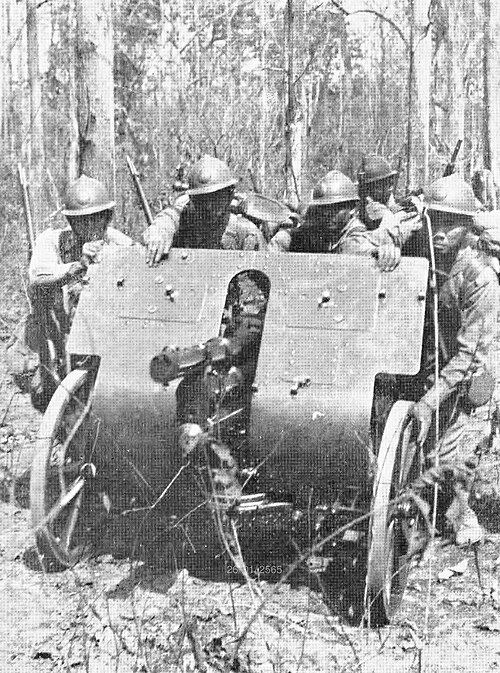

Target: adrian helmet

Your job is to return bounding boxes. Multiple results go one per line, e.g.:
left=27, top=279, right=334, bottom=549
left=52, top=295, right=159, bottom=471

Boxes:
left=62, top=175, right=115, bottom=216
left=187, top=155, right=238, bottom=196
left=423, top=175, right=480, bottom=216
left=359, top=155, right=398, bottom=185
left=309, top=170, right=359, bottom=207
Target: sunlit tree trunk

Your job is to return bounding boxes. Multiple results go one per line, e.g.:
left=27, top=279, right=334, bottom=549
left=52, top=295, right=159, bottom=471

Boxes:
left=67, top=0, right=79, bottom=182
left=485, top=0, right=500, bottom=190
left=408, top=0, right=431, bottom=187
left=284, top=0, right=305, bottom=206
left=0, top=0, right=7, bottom=147
left=75, top=0, right=115, bottom=193
left=441, top=0, right=466, bottom=174
left=257, top=0, right=268, bottom=192
left=26, top=0, right=50, bottom=234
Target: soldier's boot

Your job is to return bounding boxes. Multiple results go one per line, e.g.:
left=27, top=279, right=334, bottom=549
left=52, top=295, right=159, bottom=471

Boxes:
left=446, top=484, right=483, bottom=547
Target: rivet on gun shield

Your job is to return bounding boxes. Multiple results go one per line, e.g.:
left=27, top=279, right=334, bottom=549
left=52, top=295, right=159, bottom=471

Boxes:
left=165, top=285, right=176, bottom=301
left=318, top=290, right=331, bottom=307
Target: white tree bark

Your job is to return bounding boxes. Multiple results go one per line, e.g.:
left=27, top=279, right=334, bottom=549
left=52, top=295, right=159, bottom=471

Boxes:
left=26, top=0, right=50, bottom=234
left=284, top=0, right=305, bottom=206
left=75, top=0, right=115, bottom=194
left=485, top=0, right=500, bottom=187
left=409, top=0, right=431, bottom=187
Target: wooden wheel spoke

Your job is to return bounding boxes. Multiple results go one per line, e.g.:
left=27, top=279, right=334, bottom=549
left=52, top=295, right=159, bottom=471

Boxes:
left=62, top=489, right=84, bottom=551
left=365, top=400, right=419, bottom=626
left=34, top=475, right=86, bottom=532
left=31, top=369, right=98, bottom=567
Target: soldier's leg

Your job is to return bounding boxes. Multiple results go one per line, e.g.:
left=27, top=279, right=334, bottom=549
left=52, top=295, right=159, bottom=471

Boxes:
left=425, top=407, right=483, bottom=546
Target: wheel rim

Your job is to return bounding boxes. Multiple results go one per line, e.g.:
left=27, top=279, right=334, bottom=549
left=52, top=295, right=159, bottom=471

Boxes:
left=365, top=400, right=418, bottom=625
left=31, top=370, right=98, bottom=567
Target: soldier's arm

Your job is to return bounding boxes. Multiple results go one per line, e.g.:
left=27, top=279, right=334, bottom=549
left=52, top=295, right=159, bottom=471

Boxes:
left=421, top=268, right=500, bottom=409
left=29, top=229, right=84, bottom=289
left=268, top=229, right=292, bottom=253
left=143, top=204, right=181, bottom=266
left=222, top=215, right=267, bottom=251
left=339, top=217, right=401, bottom=272
left=107, top=227, right=134, bottom=246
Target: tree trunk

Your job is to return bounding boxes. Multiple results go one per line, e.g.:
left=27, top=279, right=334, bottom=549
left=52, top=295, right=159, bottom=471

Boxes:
left=257, top=0, right=268, bottom=192
left=26, top=0, right=50, bottom=234
left=408, top=0, right=431, bottom=188
left=485, top=0, right=500, bottom=189
left=0, top=0, right=7, bottom=148
left=283, top=0, right=305, bottom=206
left=67, top=0, right=79, bottom=182
left=444, top=0, right=466, bottom=174
left=75, top=0, right=115, bottom=194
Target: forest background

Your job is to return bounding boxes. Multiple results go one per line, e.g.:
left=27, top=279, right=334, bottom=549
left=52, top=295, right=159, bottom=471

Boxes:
left=2, top=0, right=500, bottom=251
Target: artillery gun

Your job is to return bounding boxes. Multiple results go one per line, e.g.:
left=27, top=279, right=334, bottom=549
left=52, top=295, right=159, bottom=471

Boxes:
left=29, top=245, right=429, bottom=625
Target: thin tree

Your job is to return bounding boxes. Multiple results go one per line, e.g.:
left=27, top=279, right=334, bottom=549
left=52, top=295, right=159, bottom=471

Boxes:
left=75, top=0, right=115, bottom=193
left=407, top=0, right=432, bottom=187
left=484, top=0, right=500, bottom=193
left=26, top=0, right=50, bottom=234
left=283, top=0, right=305, bottom=206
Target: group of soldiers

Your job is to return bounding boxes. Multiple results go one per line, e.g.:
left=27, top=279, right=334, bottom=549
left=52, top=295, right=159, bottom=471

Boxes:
left=27, top=153, right=500, bottom=550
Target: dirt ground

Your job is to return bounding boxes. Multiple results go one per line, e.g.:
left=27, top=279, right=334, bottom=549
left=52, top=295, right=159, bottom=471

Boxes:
left=1, top=343, right=500, bottom=673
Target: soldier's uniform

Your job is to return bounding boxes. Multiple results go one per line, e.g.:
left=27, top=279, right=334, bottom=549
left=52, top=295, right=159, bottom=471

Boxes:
left=269, top=170, right=361, bottom=254
left=149, top=156, right=268, bottom=451
left=28, top=176, right=133, bottom=410
left=412, top=175, right=500, bottom=546
left=270, top=168, right=420, bottom=271
left=144, top=156, right=266, bottom=253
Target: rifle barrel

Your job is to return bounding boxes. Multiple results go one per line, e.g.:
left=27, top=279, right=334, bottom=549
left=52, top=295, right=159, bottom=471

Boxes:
left=17, top=163, right=35, bottom=260
left=126, top=155, right=154, bottom=227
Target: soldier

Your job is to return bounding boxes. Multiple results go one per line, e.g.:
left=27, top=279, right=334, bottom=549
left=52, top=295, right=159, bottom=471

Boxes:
left=410, top=174, right=499, bottom=546
left=143, top=154, right=266, bottom=265
left=29, top=175, right=133, bottom=410
left=356, top=155, right=423, bottom=263
left=270, top=168, right=420, bottom=271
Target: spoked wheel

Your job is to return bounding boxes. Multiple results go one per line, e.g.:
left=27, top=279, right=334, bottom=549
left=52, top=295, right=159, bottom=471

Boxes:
left=30, top=369, right=99, bottom=568
left=365, top=400, right=420, bottom=626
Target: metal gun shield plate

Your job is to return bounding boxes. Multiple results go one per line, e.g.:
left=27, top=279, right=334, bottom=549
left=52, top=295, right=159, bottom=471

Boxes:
left=67, top=247, right=428, bottom=506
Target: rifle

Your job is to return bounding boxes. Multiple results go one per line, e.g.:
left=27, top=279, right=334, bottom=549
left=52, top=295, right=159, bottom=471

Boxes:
left=443, top=139, right=462, bottom=178
left=17, top=164, right=35, bottom=262
left=357, top=157, right=367, bottom=224
left=126, top=155, right=154, bottom=227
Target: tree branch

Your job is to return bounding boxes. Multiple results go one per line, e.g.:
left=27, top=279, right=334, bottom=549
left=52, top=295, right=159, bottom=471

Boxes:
left=329, top=0, right=409, bottom=50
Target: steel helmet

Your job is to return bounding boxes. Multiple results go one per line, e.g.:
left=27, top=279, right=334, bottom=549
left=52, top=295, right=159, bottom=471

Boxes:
left=309, top=170, right=359, bottom=206
left=62, top=175, right=115, bottom=216
left=423, top=175, right=480, bottom=216
left=359, top=155, right=398, bottom=184
left=188, top=155, right=238, bottom=196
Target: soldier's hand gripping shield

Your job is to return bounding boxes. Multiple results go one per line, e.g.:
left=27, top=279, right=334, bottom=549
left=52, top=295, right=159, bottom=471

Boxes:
left=30, top=242, right=428, bottom=626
